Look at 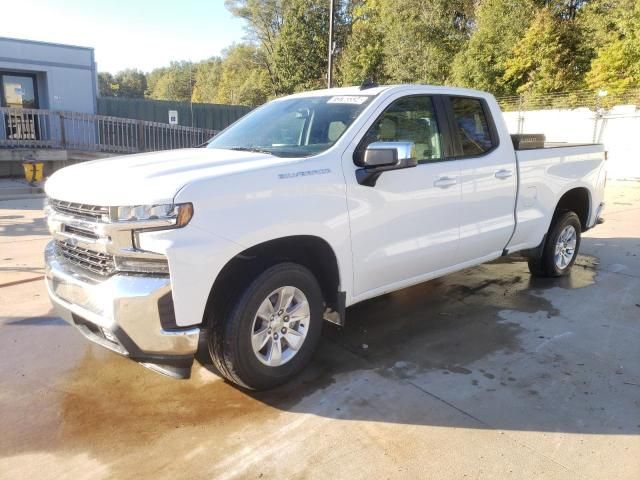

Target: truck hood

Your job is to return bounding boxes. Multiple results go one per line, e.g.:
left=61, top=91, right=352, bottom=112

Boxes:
left=45, top=148, right=294, bottom=205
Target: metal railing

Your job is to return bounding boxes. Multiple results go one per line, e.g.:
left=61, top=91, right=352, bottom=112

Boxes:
left=0, top=107, right=218, bottom=153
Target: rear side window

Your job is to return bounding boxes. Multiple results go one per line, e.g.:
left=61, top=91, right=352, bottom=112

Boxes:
left=450, top=97, right=494, bottom=156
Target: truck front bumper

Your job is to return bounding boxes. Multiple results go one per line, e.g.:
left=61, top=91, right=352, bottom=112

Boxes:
left=44, top=241, right=200, bottom=379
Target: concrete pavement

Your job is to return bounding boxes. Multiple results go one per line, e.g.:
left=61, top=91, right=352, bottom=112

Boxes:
left=0, top=178, right=44, bottom=201
left=0, top=181, right=639, bottom=479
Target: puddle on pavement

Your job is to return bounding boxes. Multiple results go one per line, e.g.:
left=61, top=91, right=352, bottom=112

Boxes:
left=325, top=255, right=597, bottom=378
left=0, top=254, right=601, bottom=470
left=492, top=254, right=598, bottom=290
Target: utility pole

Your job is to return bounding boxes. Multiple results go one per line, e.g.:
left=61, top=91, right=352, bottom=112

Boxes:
left=328, top=0, right=335, bottom=88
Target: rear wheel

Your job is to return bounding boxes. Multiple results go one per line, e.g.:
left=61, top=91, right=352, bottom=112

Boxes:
left=207, top=262, right=323, bottom=390
left=528, top=211, right=581, bottom=277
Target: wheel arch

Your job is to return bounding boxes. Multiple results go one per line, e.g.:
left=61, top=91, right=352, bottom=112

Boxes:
left=553, top=186, right=591, bottom=231
left=204, top=235, right=344, bottom=328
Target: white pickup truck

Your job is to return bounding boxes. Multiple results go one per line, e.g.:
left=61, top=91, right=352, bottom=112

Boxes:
left=44, top=85, right=606, bottom=389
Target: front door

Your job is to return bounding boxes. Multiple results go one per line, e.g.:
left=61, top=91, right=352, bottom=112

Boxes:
left=1, top=73, right=39, bottom=140
left=345, top=94, right=462, bottom=299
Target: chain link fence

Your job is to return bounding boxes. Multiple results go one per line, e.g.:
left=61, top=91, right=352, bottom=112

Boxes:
left=496, top=89, right=640, bottom=179
left=497, top=89, right=640, bottom=112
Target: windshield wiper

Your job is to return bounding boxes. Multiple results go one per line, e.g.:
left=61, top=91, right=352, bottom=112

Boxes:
left=228, top=146, right=274, bottom=155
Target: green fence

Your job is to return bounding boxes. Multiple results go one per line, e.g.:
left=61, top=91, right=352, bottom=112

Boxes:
left=96, top=98, right=252, bottom=131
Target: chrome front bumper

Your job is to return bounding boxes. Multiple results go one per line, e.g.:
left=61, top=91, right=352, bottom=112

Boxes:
left=44, top=241, right=200, bottom=378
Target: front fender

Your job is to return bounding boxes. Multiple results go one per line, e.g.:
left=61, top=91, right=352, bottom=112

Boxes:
left=137, top=225, right=245, bottom=327
left=143, top=158, right=353, bottom=326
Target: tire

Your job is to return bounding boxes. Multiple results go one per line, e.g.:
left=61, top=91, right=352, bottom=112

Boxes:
left=207, top=262, right=324, bottom=390
left=528, top=211, right=582, bottom=278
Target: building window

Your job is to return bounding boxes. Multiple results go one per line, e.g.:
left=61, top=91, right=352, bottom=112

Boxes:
left=1, top=74, right=38, bottom=109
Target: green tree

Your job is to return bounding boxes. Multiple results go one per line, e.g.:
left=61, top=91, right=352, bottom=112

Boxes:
left=273, top=0, right=331, bottom=93
left=502, top=7, right=592, bottom=96
left=451, top=0, right=537, bottom=96
left=337, top=0, right=387, bottom=85
left=216, top=44, right=270, bottom=105
left=577, top=0, right=632, bottom=45
left=587, top=39, right=640, bottom=94
left=581, top=0, right=640, bottom=95
left=191, top=58, right=223, bottom=103
left=97, top=72, right=117, bottom=97
left=148, top=61, right=196, bottom=101
left=381, top=0, right=475, bottom=85
left=145, top=67, right=166, bottom=97
left=114, top=69, right=147, bottom=98
left=225, top=0, right=287, bottom=94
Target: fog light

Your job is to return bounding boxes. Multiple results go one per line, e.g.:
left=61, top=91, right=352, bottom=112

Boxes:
left=115, top=256, right=170, bottom=274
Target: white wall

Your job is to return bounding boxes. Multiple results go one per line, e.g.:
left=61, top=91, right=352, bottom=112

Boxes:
left=502, top=106, right=640, bottom=179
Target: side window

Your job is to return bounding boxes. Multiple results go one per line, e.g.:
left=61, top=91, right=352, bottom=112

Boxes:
left=450, top=97, right=494, bottom=156
left=361, top=96, right=442, bottom=163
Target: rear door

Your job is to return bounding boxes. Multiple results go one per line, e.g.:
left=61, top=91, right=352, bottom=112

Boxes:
left=445, top=96, right=517, bottom=263
left=344, top=94, right=462, bottom=298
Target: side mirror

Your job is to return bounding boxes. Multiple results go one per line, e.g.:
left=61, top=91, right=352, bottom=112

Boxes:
left=356, top=141, right=418, bottom=187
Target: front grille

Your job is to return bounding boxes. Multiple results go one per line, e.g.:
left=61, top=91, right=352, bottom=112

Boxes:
left=51, top=199, right=110, bottom=221
left=63, top=224, right=99, bottom=240
left=55, top=240, right=116, bottom=276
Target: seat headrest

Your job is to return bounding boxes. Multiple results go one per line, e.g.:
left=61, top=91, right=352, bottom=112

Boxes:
left=378, top=118, right=396, bottom=140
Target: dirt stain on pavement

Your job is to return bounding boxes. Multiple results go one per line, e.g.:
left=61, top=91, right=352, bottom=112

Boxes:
left=1, top=341, right=351, bottom=478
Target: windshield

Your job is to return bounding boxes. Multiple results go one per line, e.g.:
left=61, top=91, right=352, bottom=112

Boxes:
left=207, top=95, right=374, bottom=158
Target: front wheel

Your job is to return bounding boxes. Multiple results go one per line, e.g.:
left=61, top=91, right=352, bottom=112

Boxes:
left=528, top=211, right=582, bottom=277
left=207, top=263, right=324, bottom=390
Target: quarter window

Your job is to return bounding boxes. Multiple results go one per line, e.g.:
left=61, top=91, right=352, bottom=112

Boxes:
left=360, top=96, right=442, bottom=163
left=450, top=97, right=494, bottom=156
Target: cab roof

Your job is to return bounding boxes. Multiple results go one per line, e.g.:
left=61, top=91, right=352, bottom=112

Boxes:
left=283, top=84, right=494, bottom=101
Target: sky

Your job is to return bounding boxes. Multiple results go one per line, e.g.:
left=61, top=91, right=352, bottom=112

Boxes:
left=3, top=0, right=249, bottom=73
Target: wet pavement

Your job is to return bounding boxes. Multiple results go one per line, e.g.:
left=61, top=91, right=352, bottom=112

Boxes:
left=1, top=181, right=639, bottom=479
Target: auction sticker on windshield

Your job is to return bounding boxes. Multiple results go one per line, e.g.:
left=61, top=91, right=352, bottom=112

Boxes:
left=327, top=96, right=369, bottom=104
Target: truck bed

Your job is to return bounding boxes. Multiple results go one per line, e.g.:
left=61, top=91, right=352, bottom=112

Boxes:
left=507, top=141, right=606, bottom=255
left=514, top=143, right=604, bottom=161
left=511, top=133, right=602, bottom=151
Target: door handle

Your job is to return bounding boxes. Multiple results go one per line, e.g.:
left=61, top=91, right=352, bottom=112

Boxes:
left=433, top=176, right=457, bottom=188
left=494, top=169, right=513, bottom=179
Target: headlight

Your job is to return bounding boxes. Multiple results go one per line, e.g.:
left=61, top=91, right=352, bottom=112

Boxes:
left=112, top=203, right=193, bottom=227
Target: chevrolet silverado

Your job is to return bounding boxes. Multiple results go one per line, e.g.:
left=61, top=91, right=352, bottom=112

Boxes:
left=44, top=85, right=606, bottom=389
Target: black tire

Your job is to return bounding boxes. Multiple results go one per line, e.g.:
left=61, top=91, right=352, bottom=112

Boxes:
left=207, top=262, right=324, bottom=390
left=528, top=211, right=582, bottom=277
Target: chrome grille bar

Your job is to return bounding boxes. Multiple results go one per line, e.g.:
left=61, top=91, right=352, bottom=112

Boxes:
left=50, top=199, right=110, bottom=221
left=55, top=240, right=115, bottom=276
left=63, top=224, right=99, bottom=240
